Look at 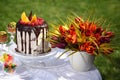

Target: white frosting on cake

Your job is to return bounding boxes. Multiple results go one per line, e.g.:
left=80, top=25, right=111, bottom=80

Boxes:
left=16, top=23, right=50, bottom=56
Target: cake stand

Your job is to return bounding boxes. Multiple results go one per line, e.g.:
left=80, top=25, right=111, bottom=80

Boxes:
left=12, top=48, right=63, bottom=67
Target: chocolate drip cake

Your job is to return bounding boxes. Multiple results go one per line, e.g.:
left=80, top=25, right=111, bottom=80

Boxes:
left=16, top=12, right=50, bottom=55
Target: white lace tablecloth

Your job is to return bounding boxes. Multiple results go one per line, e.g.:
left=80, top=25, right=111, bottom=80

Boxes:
left=0, top=44, right=102, bottom=80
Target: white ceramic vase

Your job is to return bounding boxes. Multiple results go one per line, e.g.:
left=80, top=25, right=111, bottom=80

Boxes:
left=69, top=51, right=95, bottom=72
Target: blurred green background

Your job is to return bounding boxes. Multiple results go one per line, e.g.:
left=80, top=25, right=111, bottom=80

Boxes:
left=0, top=0, right=120, bottom=80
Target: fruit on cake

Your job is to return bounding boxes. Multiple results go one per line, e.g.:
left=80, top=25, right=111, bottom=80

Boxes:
left=16, top=12, right=50, bottom=56
left=0, top=31, right=7, bottom=43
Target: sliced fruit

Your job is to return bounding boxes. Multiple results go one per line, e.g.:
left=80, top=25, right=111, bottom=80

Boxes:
left=21, top=12, right=30, bottom=23
left=31, top=14, right=37, bottom=23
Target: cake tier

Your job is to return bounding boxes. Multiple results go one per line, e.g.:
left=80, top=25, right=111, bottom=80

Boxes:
left=16, top=22, right=50, bottom=55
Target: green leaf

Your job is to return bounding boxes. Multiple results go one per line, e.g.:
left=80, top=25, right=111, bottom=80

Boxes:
left=47, top=38, right=59, bottom=43
left=89, top=37, right=100, bottom=53
left=68, top=51, right=77, bottom=57
left=49, top=31, right=60, bottom=36
left=71, top=12, right=84, bottom=22
left=93, top=51, right=98, bottom=56
left=58, top=49, right=70, bottom=59
left=49, top=23, right=59, bottom=32
left=100, top=43, right=110, bottom=47
left=57, top=17, right=66, bottom=26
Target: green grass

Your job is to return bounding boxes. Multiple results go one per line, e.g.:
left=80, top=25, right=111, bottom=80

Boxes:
left=0, top=0, right=120, bottom=80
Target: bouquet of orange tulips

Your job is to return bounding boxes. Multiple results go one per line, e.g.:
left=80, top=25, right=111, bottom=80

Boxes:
left=48, top=16, right=114, bottom=56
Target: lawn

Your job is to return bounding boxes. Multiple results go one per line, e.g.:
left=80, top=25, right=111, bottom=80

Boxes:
left=0, top=0, right=120, bottom=80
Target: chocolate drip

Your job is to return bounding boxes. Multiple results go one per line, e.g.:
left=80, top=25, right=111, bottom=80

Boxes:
left=16, top=28, right=18, bottom=49
left=33, top=27, right=41, bottom=46
left=20, top=31, right=23, bottom=51
left=25, top=32, right=27, bottom=53
left=46, top=27, right=48, bottom=38
left=16, top=21, right=48, bottom=54
left=42, top=28, right=44, bottom=53
left=28, top=31, right=31, bottom=54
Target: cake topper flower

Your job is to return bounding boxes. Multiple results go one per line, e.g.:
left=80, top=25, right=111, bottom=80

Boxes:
left=48, top=15, right=114, bottom=57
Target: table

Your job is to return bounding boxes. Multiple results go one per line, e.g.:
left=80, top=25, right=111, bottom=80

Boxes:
left=0, top=44, right=102, bottom=80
